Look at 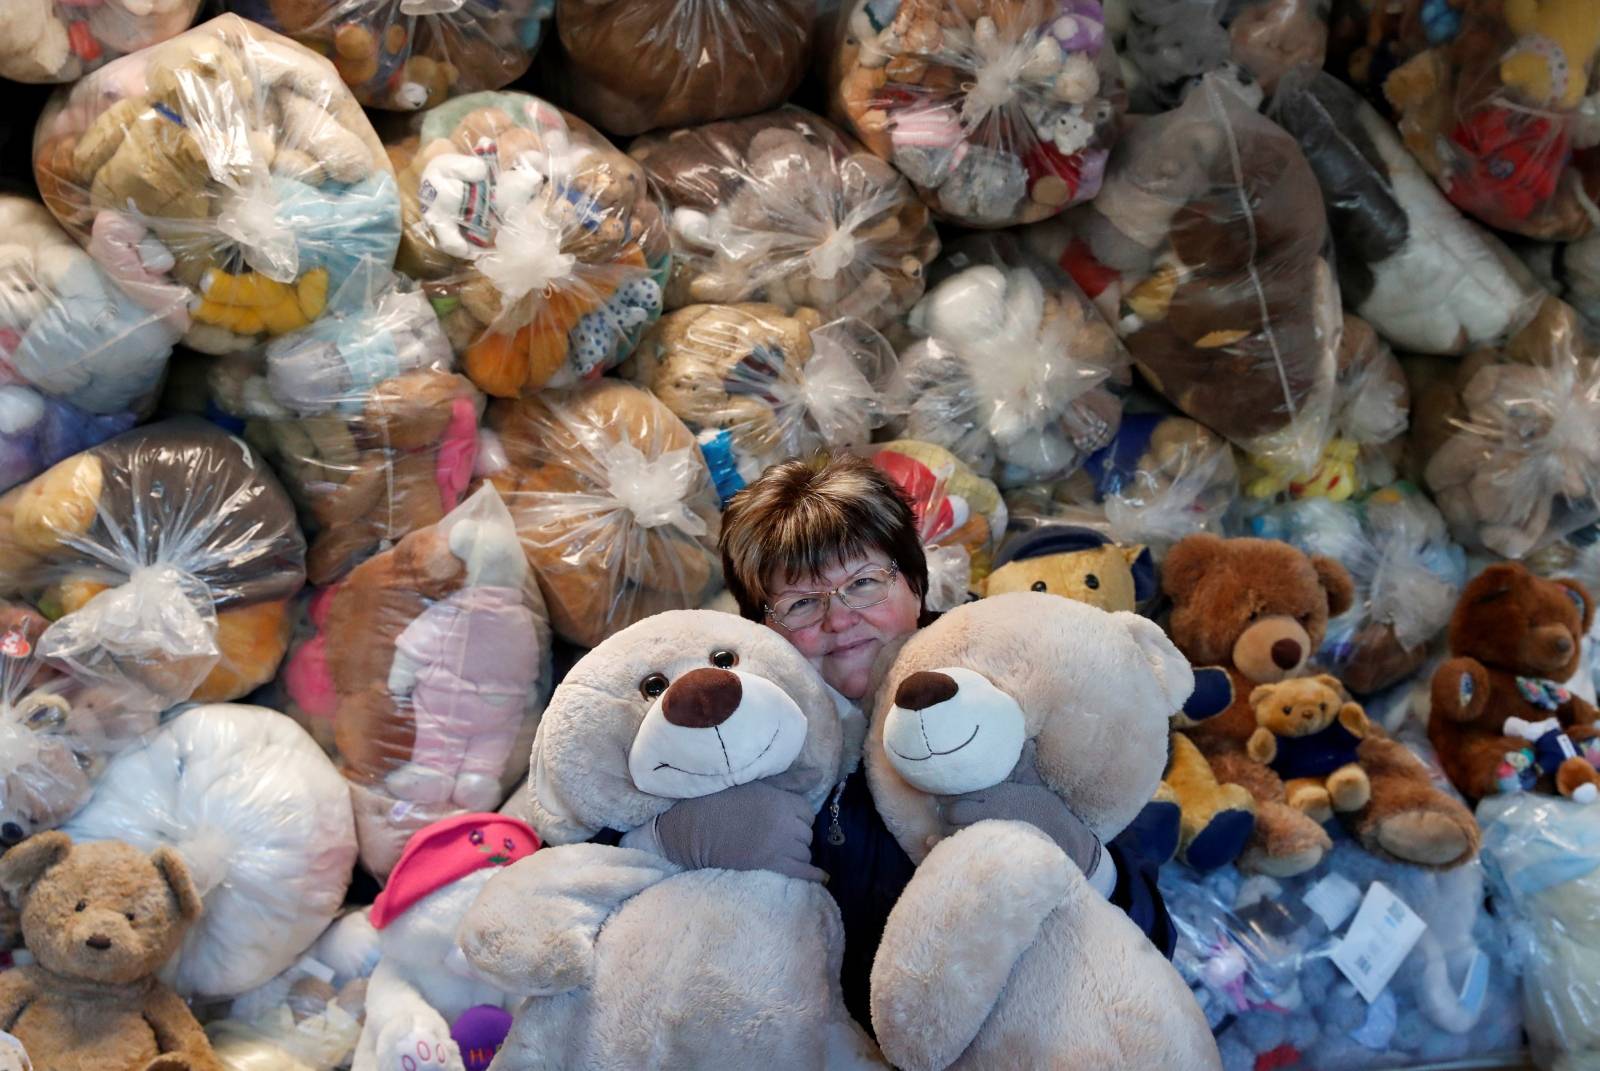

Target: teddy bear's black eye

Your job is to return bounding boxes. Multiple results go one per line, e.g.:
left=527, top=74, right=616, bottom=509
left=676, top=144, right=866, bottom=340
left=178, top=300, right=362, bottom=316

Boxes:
left=710, top=649, right=738, bottom=669
left=1031, top=581, right=1048, bottom=592
left=1085, top=575, right=1100, bottom=590
left=74, top=900, right=86, bottom=913
left=1282, top=706, right=1291, bottom=715
left=1319, top=703, right=1327, bottom=713
left=125, top=912, right=135, bottom=923
left=640, top=673, right=670, bottom=700
left=0, top=822, right=22, bottom=845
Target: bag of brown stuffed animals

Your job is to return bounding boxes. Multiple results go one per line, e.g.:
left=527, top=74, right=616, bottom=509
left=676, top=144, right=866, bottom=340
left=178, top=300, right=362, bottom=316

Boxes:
left=224, top=0, right=554, bottom=110
left=830, top=0, right=1124, bottom=227
left=480, top=380, right=723, bottom=648
left=203, top=265, right=484, bottom=587
left=545, top=0, right=814, bottom=136
left=0, top=419, right=306, bottom=709
left=388, top=91, right=673, bottom=399
left=0, top=0, right=201, bottom=82
left=629, top=106, right=942, bottom=331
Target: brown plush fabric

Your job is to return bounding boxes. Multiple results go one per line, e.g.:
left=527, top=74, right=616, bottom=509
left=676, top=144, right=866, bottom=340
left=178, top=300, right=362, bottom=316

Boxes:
left=0, top=832, right=221, bottom=1071
left=1429, top=562, right=1600, bottom=801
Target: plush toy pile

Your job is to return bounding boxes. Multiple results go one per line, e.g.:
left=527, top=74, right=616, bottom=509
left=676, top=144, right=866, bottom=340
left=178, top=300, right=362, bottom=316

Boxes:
left=0, top=0, right=201, bottom=82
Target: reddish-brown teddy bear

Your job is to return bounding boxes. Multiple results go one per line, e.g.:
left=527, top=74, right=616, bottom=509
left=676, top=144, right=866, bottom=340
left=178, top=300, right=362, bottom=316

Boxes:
left=1164, top=534, right=1480, bottom=875
left=1429, top=562, right=1600, bottom=803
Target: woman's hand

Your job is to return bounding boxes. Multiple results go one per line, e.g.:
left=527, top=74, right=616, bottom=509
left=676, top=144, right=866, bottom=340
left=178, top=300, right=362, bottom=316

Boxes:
left=652, top=782, right=828, bottom=883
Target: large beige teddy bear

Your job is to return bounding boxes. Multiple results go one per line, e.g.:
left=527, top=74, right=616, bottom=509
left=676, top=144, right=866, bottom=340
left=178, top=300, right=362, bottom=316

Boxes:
left=457, top=610, right=885, bottom=1069
left=864, top=592, right=1222, bottom=1071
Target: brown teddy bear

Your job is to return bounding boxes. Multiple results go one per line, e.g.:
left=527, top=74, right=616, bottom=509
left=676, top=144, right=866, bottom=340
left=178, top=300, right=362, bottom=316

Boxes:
left=1247, top=675, right=1373, bottom=822
left=0, top=831, right=221, bottom=1071
left=1164, top=533, right=1480, bottom=874
left=1429, top=561, right=1600, bottom=802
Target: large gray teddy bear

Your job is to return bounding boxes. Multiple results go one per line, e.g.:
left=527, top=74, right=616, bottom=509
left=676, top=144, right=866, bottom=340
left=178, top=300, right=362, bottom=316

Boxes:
left=457, top=610, right=886, bottom=1070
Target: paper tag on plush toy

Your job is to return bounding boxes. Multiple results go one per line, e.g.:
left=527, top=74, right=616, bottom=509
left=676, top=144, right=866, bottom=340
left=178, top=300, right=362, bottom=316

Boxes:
left=1330, top=882, right=1426, bottom=1003
left=0, top=1031, right=31, bottom=1071
left=1302, top=872, right=1363, bottom=931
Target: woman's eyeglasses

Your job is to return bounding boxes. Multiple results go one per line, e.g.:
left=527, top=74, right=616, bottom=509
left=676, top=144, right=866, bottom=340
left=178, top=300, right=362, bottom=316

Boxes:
left=765, top=563, right=899, bottom=631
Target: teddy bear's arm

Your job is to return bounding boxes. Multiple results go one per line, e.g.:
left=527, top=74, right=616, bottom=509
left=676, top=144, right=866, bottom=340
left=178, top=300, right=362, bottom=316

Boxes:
left=0, top=967, right=38, bottom=1031
left=1246, top=727, right=1278, bottom=764
left=1563, top=693, right=1599, bottom=728
left=142, top=984, right=223, bottom=1070
left=1338, top=702, right=1371, bottom=738
left=1431, top=657, right=1490, bottom=722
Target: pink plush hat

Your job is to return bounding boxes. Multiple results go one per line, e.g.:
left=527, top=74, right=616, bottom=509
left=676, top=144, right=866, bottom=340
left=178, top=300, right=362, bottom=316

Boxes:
left=370, top=813, right=540, bottom=930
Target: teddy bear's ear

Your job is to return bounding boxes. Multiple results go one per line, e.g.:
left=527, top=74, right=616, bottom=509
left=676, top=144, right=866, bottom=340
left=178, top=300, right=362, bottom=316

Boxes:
left=1557, top=578, right=1596, bottom=633
left=1311, top=555, right=1354, bottom=617
left=1161, top=533, right=1224, bottom=602
left=1124, top=544, right=1157, bottom=604
left=1115, top=612, right=1197, bottom=710
left=1312, top=674, right=1347, bottom=697
left=1248, top=684, right=1273, bottom=708
left=151, top=847, right=204, bottom=922
left=0, top=831, right=71, bottom=903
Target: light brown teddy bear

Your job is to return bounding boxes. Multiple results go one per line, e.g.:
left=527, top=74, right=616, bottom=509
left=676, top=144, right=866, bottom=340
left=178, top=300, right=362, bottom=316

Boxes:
left=0, top=831, right=221, bottom=1071
left=1247, top=675, right=1373, bottom=823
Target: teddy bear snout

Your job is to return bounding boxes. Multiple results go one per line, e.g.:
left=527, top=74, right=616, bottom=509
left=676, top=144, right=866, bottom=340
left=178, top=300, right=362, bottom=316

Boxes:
left=85, top=933, right=112, bottom=951
left=1271, top=639, right=1303, bottom=670
left=662, top=668, right=742, bottom=729
left=894, top=671, right=960, bottom=712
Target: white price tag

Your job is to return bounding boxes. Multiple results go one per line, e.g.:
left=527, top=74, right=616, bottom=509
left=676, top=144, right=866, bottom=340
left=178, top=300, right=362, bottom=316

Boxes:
left=1303, top=872, right=1363, bottom=931
left=1330, top=881, right=1427, bottom=1003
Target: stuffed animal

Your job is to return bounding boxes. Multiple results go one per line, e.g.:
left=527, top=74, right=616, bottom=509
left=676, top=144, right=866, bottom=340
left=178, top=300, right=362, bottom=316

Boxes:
left=1519, top=230, right=1600, bottom=339
left=457, top=610, right=886, bottom=1067
left=1247, top=675, right=1373, bottom=822
left=862, top=592, right=1221, bottom=1069
left=629, top=107, right=942, bottom=330
left=1412, top=297, right=1600, bottom=559
left=886, top=236, right=1128, bottom=488
left=1379, top=0, right=1600, bottom=241
left=0, top=832, right=221, bottom=1071
left=227, top=0, right=552, bottom=110
left=1427, top=561, right=1600, bottom=803
left=1163, top=533, right=1480, bottom=875
left=1270, top=67, right=1543, bottom=356
left=481, top=380, right=722, bottom=648
left=64, top=704, right=357, bottom=1001
left=872, top=439, right=1008, bottom=611
left=1055, top=72, right=1342, bottom=480
left=0, top=0, right=201, bottom=82
left=321, top=486, right=551, bottom=878
left=32, top=16, right=403, bottom=356
left=0, top=420, right=306, bottom=706
left=354, top=814, right=539, bottom=1071
left=1119, top=0, right=1244, bottom=111
left=980, top=522, right=1155, bottom=608
left=627, top=303, right=898, bottom=502
left=387, top=91, right=672, bottom=398
left=206, top=938, right=374, bottom=1071
left=548, top=0, right=810, bottom=136
left=830, top=0, right=1121, bottom=227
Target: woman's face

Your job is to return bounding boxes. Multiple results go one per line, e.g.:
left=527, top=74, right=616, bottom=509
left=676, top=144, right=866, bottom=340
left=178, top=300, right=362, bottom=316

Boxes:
left=765, top=549, right=922, bottom=701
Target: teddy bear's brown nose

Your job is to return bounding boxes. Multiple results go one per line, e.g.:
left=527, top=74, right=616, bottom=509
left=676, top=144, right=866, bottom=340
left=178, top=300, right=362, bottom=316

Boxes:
left=662, top=668, right=743, bottom=729
left=1271, top=639, right=1303, bottom=670
left=895, top=671, right=960, bottom=711
left=85, top=934, right=112, bottom=951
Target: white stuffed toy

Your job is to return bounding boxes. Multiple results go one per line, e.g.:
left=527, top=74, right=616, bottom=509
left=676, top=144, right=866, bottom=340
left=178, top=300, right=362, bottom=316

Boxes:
left=353, top=813, right=539, bottom=1071
left=458, top=611, right=886, bottom=1069
left=864, top=593, right=1222, bottom=1070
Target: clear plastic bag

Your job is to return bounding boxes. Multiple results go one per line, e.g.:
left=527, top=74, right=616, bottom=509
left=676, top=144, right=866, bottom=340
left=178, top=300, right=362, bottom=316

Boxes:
left=224, top=0, right=553, bottom=111
left=0, top=0, right=200, bottom=83
left=1161, top=834, right=1525, bottom=1071
left=1119, top=0, right=1325, bottom=111
left=1412, top=297, right=1600, bottom=560
left=1051, top=72, right=1341, bottom=477
left=830, top=0, right=1123, bottom=227
left=0, top=194, right=181, bottom=494
left=206, top=953, right=370, bottom=1071
left=546, top=0, right=814, bottom=137
left=872, top=439, right=1008, bottom=610
left=314, top=484, right=552, bottom=879
left=1245, top=484, right=1468, bottom=695
left=387, top=91, right=672, bottom=398
left=627, top=304, right=900, bottom=504
left=1479, top=793, right=1600, bottom=1070
left=482, top=379, right=722, bottom=649
left=63, top=703, right=358, bottom=1000
left=0, top=419, right=307, bottom=706
left=1374, top=0, right=1600, bottom=242
left=1271, top=66, right=1546, bottom=356
left=1520, top=232, right=1600, bottom=342
left=204, top=264, right=484, bottom=586
left=628, top=106, right=942, bottom=331
left=0, top=598, right=162, bottom=852
left=883, top=234, right=1129, bottom=488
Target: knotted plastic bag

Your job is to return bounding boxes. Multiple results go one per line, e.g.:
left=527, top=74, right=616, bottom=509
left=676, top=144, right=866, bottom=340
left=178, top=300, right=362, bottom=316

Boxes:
left=628, top=304, right=900, bottom=503
left=482, top=380, right=722, bottom=648
left=225, top=0, right=553, bottom=111
left=629, top=107, right=942, bottom=331
left=388, top=91, right=672, bottom=398
left=32, top=15, right=403, bottom=356
left=0, top=194, right=180, bottom=493
left=831, top=0, right=1123, bottom=227
left=0, top=0, right=201, bottom=83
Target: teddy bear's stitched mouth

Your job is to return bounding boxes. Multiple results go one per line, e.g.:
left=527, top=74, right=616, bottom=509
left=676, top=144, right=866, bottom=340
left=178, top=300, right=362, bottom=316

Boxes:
left=887, top=722, right=980, bottom=762
left=651, top=726, right=783, bottom=778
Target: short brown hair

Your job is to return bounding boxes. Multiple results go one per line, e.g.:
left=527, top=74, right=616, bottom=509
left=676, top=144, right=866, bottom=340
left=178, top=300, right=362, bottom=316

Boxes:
left=719, top=452, right=928, bottom=622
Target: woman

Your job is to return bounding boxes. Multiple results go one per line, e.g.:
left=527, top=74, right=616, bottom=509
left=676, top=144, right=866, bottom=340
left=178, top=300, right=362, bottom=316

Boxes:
left=633, top=453, right=1175, bottom=1027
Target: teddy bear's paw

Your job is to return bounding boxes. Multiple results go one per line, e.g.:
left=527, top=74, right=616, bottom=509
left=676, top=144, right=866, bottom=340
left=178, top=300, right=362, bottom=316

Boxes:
left=388, top=1024, right=463, bottom=1071
left=1327, top=767, right=1372, bottom=813
left=1286, top=783, right=1333, bottom=825
left=1181, top=805, right=1255, bottom=872
left=143, top=1055, right=193, bottom=1071
left=1372, top=807, right=1477, bottom=867
left=1557, top=756, right=1600, bottom=804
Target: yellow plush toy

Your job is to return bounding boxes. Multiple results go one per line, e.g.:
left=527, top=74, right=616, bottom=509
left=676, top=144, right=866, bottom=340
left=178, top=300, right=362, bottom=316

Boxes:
left=1247, top=674, right=1373, bottom=823
left=1500, top=0, right=1600, bottom=108
left=980, top=523, right=1155, bottom=609
left=1246, top=438, right=1361, bottom=502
